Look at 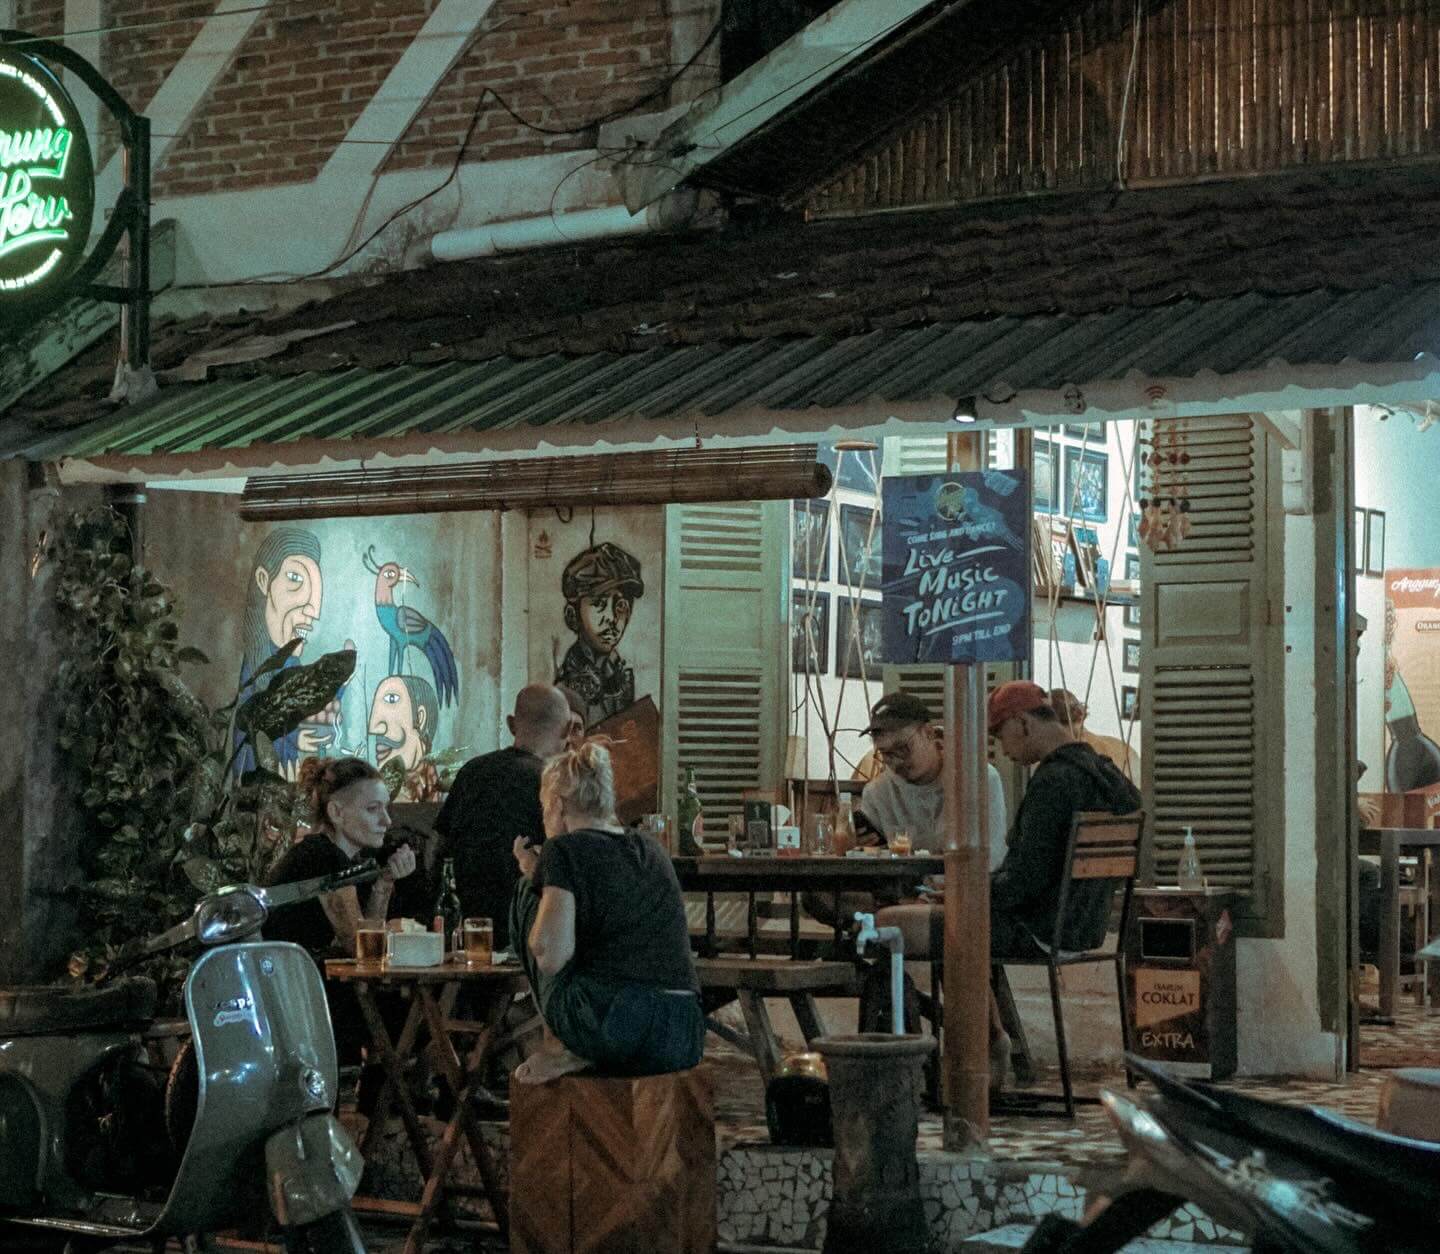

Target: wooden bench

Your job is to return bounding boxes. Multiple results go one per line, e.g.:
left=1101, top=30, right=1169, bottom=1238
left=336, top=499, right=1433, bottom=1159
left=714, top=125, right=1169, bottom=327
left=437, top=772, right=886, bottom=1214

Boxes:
left=509, top=1069, right=714, bottom=1254
left=695, top=956, right=859, bottom=1085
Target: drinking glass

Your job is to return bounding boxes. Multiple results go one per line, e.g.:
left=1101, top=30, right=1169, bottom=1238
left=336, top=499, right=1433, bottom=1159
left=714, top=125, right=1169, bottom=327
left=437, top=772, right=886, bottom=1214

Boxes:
left=463, top=917, right=494, bottom=968
left=890, top=829, right=913, bottom=856
left=726, top=814, right=746, bottom=853
left=809, top=814, right=834, bottom=856
left=355, top=924, right=386, bottom=967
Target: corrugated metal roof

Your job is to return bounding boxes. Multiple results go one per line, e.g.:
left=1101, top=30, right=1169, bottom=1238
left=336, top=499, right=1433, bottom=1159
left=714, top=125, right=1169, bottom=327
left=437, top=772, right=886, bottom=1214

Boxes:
left=6, top=284, right=1439, bottom=464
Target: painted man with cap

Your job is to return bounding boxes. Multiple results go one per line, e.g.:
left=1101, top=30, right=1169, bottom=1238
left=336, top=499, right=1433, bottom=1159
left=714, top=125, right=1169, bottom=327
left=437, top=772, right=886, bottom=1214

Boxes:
left=987, top=681, right=1142, bottom=958
left=555, top=541, right=645, bottom=728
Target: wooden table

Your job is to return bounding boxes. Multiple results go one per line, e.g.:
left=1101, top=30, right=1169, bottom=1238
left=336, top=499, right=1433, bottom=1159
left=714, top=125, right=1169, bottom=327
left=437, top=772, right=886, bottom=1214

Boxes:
left=673, top=853, right=945, bottom=957
left=325, top=959, right=529, bottom=1252
left=1360, top=828, right=1440, bottom=1021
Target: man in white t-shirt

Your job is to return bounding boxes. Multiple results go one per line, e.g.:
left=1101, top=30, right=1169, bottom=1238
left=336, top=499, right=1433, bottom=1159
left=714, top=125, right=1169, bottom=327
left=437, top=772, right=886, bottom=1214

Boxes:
left=858, top=691, right=1008, bottom=867
left=803, top=693, right=1007, bottom=931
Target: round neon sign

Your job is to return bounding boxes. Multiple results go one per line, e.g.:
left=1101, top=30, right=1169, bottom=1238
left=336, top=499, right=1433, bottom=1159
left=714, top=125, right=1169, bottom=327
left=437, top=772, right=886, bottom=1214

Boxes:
left=0, top=44, right=94, bottom=303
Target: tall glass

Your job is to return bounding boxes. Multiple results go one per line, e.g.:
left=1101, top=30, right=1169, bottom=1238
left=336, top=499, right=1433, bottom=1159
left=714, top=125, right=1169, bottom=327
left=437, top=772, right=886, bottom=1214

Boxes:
left=355, top=924, right=386, bottom=967
left=463, top=917, right=494, bottom=968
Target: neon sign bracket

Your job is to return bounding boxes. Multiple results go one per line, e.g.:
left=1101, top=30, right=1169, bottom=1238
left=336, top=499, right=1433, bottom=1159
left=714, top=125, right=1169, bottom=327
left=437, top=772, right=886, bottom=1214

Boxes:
left=0, top=30, right=150, bottom=374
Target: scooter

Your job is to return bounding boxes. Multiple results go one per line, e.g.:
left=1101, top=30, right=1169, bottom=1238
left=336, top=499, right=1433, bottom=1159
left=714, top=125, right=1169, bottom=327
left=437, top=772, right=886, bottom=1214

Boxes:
left=0, top=860, right=380, bottom=1252
left=1021, top=1054, right=1440, bottom=1254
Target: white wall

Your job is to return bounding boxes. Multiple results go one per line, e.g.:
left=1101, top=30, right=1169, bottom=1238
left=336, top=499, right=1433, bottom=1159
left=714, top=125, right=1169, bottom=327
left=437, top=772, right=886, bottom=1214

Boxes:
left=1236, top=502, right=1340, bottom=1077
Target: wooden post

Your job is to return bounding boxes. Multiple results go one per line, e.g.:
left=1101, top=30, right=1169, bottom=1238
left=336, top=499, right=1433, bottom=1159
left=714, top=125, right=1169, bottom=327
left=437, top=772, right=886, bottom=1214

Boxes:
left=0, top=461, right=29, bottom=983
left=942, top=431, right=991, bottom=1147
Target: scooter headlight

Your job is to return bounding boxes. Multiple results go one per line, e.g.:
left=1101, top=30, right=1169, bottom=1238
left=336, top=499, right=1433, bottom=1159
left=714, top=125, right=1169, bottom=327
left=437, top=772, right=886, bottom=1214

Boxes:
left=196, top=889, right=267, bottom=945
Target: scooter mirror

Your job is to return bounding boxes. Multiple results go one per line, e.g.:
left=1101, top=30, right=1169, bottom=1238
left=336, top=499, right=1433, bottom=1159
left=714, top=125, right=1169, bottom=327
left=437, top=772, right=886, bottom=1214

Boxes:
left=195, top=887, right=268, bottom=945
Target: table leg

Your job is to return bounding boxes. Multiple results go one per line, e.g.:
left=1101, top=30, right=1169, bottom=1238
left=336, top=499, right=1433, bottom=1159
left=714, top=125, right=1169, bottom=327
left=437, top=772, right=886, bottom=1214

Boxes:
left=748, top=892, right=758, bottom=960
left=788, top=992, right=825, bottom=1045
left=405, top=986, right=515, bottom=1253
left=705, top=892, right=717, bottom=958
left=1380, top=832, right=1400, bottom=1023
left=789, top=894, right=800, bottom=958
left=353, top=986, right=436, bottom=1181
left=737, top=989, right=783, bottom=1087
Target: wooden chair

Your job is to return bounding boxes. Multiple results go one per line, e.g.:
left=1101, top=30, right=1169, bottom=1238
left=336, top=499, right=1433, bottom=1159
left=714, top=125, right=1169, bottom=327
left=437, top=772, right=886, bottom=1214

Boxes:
left=993, top=808, right=1146, bottom=1118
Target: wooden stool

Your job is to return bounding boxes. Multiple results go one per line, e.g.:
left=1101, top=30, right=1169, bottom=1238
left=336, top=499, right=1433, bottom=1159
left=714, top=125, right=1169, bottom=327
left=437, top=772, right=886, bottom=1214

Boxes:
left=509, top=1068, right=715, bottom=1254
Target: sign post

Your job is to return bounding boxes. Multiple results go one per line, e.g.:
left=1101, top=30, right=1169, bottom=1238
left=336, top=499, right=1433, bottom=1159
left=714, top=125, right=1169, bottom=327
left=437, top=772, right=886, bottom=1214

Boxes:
left=882, top=461, right=1031, bottom=1145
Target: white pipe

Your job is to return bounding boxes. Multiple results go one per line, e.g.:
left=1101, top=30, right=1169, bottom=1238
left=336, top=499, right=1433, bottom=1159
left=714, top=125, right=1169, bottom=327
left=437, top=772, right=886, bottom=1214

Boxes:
left=430, top=190, right=701, bottom=263
left=854, top=912, right=906, bottom=1036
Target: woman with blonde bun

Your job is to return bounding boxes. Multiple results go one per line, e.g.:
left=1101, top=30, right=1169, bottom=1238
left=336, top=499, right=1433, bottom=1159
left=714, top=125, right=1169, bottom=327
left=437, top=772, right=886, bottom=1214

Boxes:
left=511, top=741, right=702, bottom=1083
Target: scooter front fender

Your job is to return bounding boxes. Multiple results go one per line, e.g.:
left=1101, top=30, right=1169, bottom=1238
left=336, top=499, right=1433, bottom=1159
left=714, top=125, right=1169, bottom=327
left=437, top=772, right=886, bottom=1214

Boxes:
left=265, top=1112, right=363, bottom=1228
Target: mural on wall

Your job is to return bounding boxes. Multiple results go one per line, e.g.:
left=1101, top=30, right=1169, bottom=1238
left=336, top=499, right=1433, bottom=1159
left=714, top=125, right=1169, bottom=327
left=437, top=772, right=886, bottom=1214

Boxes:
left=237, top=526, right=338, bottom=776
left=555, top=540, right=645, bottom=729
left=529, top=509, right=663, bottom=821
left=368, top=673, right=440, bottom=772
left=1382, top=581, right=1440, bottom=796
left=363, top=545, right=459, bottom=706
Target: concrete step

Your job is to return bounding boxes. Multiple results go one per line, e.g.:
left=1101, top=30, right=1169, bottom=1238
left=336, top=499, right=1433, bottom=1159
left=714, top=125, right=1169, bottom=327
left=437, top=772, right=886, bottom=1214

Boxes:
left=961, top=1221, right=1248, bottom=1252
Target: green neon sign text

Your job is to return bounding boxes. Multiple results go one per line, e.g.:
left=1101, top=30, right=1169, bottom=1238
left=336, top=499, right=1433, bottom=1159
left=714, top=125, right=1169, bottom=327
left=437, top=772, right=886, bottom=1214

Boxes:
left=0, top=126, right=73, bottom=264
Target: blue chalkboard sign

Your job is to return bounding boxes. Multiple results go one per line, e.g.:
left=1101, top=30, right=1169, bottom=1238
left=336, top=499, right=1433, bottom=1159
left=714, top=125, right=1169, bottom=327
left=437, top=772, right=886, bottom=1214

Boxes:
left=881, top=470, right=1031, bottom=665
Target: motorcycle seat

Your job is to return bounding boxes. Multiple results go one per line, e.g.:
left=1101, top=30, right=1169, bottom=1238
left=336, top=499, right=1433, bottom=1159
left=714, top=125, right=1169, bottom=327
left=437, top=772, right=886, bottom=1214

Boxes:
left=0, top=978, right=156, bottom=1036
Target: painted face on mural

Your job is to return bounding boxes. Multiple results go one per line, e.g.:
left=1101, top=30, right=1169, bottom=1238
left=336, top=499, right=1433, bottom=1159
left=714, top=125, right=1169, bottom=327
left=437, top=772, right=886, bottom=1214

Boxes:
left=258, top=554, right=322, bottom=653
left=578, top=591, right=632, bottom=655
left=369, top=675, right=425, bottom=771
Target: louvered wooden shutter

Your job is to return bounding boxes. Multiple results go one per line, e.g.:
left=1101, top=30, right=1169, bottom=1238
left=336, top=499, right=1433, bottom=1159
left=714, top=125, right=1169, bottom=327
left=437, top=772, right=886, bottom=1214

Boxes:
left=662, top=501, right=787, bottom=823
left=1141, top=416, right=1283, bottom=933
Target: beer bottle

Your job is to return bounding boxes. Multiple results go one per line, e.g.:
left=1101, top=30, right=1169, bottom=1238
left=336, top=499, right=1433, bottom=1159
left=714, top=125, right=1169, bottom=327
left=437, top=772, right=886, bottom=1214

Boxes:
left=433, top=857, right=463, bottom=953
left=677, top=767, right=705, bottom=857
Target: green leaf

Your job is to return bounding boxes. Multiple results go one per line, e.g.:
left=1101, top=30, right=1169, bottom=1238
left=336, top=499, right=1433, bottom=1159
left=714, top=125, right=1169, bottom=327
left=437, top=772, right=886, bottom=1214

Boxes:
left=235, top=648, right=355, bottom=741
left=182, top=856, right=224, bottom=894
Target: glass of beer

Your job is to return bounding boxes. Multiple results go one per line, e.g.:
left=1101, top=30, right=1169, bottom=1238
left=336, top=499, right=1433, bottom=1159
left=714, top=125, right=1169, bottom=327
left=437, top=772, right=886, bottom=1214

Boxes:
left=890, top=829, right=913, bottom=857
left=463, top=917, right=494, bottom=968
left=355, top=924, right=386, bottom=967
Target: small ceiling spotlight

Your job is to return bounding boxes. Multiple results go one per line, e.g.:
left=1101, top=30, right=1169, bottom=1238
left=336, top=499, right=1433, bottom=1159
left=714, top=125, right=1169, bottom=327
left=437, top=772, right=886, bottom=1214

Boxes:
left=952, top=395, right=978, bottom=423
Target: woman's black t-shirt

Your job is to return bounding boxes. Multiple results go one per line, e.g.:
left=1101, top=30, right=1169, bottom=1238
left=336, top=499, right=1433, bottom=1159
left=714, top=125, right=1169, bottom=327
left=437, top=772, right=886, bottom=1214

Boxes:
left=534, top=828, right=697, bottom=992
left=264, top=834, right=369, bottom=960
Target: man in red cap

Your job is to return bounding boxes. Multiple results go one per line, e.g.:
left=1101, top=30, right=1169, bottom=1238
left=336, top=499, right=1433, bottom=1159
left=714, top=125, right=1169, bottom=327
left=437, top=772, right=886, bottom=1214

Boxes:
left=986, top=681, right=1141, bottom=959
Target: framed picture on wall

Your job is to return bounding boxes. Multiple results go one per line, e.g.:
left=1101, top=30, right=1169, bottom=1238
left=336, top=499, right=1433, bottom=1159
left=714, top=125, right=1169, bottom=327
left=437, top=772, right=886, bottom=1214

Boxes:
left=1063, top=447, right=1109, bottom=521
left=839, top=505, right=882, bottom=586
left=1353, top=507, right=1369, bottom=574
left=1124, top=603, right=1142, bottom=629
left=1128, top=512, right=1140, bottom=547
left=791, top=500, right=830, bottom=582
left=1033, top=439, right=1059, bottom=512
left=1125, top=551, right=1141, bottom=581
left=791, top=591, right=829, bottom=674
left=1064, top=423, right=1099, bottom=441
left=1121, top=685, right=1139, bottom=721
left=835, top=597, right=884, bottom=679
left=1366, top=509, right=1386, bottom=577
left=1123, top=639, right=1141, bottom=673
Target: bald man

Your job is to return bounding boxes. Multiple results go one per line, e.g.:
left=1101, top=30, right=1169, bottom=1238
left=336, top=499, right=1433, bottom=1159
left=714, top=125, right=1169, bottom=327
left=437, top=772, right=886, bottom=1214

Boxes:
left=437, top=683, right=572, bottom=949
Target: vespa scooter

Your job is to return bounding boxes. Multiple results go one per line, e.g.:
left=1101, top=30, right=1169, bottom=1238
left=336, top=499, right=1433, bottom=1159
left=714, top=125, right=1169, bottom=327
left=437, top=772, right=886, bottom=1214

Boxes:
left=1021, top=1054, right=1440, bottom=1254
left=0, top=860, right=380, bottom=1252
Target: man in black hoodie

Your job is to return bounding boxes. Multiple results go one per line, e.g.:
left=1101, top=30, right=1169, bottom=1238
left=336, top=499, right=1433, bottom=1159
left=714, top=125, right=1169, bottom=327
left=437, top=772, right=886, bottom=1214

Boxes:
left=987, top=680, right=1143, bottom=956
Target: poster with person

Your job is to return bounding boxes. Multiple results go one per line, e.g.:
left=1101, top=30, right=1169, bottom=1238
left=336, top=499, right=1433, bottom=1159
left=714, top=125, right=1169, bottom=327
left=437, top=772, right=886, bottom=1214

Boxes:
left=1382, top=569, right=1440, bottom=797
left=881, top=469, right=1031, bottom=665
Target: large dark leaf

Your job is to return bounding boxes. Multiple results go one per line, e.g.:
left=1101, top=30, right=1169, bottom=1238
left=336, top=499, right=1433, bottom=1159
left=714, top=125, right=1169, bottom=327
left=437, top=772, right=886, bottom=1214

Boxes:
left=218, top=636, right=304, bottom=712
left=235, top=648, right=355, bottom=742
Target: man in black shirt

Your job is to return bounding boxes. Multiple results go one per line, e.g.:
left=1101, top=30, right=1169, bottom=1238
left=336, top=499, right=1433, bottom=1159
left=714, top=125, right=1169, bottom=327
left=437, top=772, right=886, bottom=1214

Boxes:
left=436, top=683, right=571, bottom=950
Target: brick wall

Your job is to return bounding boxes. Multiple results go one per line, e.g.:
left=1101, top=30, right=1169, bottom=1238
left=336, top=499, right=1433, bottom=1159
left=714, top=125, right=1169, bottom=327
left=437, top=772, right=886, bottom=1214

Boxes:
left=384, top=0, right=675, bottom=171
left=13, top=0, right=64, bottom=37
left=73, top=0, right=683, bottom=199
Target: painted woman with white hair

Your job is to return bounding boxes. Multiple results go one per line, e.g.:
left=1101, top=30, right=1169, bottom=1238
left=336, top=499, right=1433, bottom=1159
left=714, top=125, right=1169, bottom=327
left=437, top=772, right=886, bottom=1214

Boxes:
left=510, top=741, right=702, bottom=1083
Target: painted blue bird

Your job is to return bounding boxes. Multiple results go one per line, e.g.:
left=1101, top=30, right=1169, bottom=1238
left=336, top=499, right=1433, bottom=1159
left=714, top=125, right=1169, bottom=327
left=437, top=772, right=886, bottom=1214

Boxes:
left=364, top=546, right=459, bottom=707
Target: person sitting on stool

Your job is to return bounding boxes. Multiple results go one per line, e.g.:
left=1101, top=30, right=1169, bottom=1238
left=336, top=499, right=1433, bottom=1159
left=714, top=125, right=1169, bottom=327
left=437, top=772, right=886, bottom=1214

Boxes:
left=509, top=741, right=704, bottom=1084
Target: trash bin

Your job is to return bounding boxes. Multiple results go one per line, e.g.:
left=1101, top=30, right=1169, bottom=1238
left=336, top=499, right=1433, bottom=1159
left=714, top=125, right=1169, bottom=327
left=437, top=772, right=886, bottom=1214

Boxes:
left=1125, top=887, right=1239, bottom=1080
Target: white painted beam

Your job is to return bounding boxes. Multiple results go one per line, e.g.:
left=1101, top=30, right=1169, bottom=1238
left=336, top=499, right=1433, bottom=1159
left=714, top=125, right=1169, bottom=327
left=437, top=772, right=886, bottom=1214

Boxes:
left=319, top=0, right=494, bottom=184
left=623, top=0, right=948, bottom=211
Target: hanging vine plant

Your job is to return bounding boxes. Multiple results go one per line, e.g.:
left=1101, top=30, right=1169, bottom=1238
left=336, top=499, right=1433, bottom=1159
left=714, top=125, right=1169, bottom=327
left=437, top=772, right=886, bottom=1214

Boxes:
left=49, top=506, right=355, bottom=999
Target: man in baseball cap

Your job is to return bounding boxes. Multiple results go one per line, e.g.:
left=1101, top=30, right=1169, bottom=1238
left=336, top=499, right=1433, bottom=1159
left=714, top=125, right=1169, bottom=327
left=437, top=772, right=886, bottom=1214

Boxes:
left=986, top=680, right=1141, bottom=957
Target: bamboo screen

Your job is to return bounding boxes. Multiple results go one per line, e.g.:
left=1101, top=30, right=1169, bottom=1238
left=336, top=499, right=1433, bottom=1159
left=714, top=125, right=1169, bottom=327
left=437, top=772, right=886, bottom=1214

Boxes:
left=808, top=0, right=1440, bottom=216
